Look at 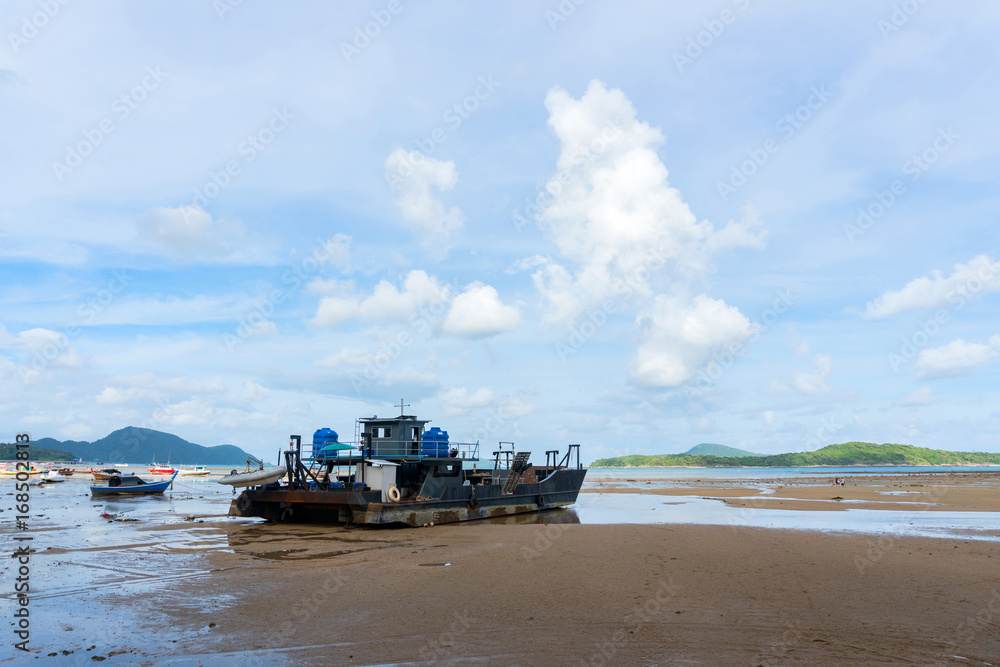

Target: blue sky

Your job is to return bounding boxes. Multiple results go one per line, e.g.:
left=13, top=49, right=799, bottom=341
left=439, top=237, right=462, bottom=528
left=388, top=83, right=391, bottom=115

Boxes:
left=2, top=0, right=999, bottom=461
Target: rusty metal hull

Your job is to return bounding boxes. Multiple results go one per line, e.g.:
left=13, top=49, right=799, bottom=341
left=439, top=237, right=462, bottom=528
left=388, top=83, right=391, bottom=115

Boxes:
left=228, top=468, right=587, bottom=527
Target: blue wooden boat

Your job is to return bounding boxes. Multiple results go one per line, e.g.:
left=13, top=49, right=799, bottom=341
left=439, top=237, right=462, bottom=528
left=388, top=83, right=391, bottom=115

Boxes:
left=90, top=471, right=178, bottom=496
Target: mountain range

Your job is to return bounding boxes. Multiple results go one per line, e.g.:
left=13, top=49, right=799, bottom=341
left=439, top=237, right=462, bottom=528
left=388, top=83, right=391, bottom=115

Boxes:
left=592, top=442, right=1000, bottom=467
left=24, top=427, right=255, bottom=465
left=682, top=443, right=759, bottom=458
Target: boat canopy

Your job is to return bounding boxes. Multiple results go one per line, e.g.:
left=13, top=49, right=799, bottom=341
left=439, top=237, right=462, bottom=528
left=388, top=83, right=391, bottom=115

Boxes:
left=319, top=442, right=356, bottom=452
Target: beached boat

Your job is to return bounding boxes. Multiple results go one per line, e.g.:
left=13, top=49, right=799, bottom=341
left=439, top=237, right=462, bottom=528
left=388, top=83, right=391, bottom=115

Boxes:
left=89, top=468, right=123, bottom=480
left=57, top=467, right=76, bottom=476
left=90, top=471, right=178, bottom=496
left=148, top=464, right=177, bottom=474
left=228, top=403, right=587, bottom=526
left=178, top=466, right=212, bottom=476
left=1, top=464, right=43, bottom=476
left=39, top=470, right=67, bottom=483
left=218, top=466, right=287, bottom=487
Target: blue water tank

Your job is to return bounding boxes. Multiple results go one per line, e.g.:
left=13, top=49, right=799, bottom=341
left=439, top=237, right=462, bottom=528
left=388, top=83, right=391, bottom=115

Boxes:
left=421, top=427, right=450, bottom=457
left=312, top=428, right=340, bottom=460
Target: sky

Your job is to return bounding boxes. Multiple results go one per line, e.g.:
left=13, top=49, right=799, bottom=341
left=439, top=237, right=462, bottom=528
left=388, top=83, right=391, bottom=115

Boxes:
left=2, top=0, right=999, bottom=462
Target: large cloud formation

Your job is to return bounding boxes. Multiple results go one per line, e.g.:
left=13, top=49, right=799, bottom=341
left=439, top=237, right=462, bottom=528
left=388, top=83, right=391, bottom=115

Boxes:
left=529, top=80, right=766, bottom=387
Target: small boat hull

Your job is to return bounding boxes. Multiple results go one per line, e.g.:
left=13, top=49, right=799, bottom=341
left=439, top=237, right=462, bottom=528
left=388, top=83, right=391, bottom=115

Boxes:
left=229, top=468, right=587, bottom=526
left=217, top=466, right=287, bottom=488
left=91, top=472, right=177, bottom=496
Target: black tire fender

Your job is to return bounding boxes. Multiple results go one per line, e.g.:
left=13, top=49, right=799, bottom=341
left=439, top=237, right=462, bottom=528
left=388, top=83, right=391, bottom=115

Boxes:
left=236, top=493, right=253, bottom=512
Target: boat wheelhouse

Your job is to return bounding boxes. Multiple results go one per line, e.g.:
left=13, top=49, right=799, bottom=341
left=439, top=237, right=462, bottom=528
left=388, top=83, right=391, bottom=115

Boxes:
left=228, top=403, right=587, bottom=526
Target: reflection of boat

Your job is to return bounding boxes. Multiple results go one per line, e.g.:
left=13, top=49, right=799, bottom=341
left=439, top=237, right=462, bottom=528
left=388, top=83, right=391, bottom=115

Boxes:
left=218, top=466, right=286, bottom=487
left=90, top=468, right=123, bottom=480
left=91, top=471, right=178, bottom=496
left=228, top=403, right=587, bottom=526
left=178, top=466, right=212, bottom=476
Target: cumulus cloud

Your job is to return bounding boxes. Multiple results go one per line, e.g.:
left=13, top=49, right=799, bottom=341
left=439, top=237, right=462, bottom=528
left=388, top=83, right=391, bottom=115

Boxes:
left=865, top=254, right=1000, bottom=318
left=915, top=336, right=1000, bottom=378
left=311, top=270, right=450, bottom=327
left=441, top=283, right=521, bottom=338
left=793, top=354, right=833, bottom=394
left=240, top=381, right=270, bottom=402
left=896, top=386, right=936, bottom=406
left=439, top=386, right=495, bottom=416
left=315, top=347, right=370, bottom=367
left=528, top=80, right=765, bottom=327
left=385, top=150, right=465, bottom=254
left=630, top=294, right=753, bottom=387
left=138, top=206, right=253, bottom=261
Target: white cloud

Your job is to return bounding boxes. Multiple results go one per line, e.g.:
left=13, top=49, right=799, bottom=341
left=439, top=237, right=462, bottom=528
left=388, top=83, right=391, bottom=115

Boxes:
left=762, top=410, right=775, bottom=425
left=439, top=386, right=495, bottom=416
left=441, top=283, right=521, bottom=338
left=317, top=233, right=352, bottom=273
left=630, top=294, right=753, bottom=387
left=865, top=254, right=1000, bottom=318
left=915, top=336, right=1000, bottom=378
left=360, top=270, right=448, bottom=321
left=311, top=270, right=450, bottom=327
left=240, top=381, right=270, bottom=402
left=315, top=347, right=370, bottom=367
left=311, top=296, right=361, bottom=327
left=137, top=206, right=252, bottom=261
left=897, top=386, right=936, bottom=406
left=529, top=80, right=765, bottom=326
left=385, top=150, right=465, bottom=254
left=96, top=386, right=146, bottom=405
left=793, top=354, right=833, bottom=394
left=766, top=380, right=790, bottom=395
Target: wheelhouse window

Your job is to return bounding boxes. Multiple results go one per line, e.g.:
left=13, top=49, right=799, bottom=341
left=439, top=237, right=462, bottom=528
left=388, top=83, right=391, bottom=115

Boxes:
left=372, top=427, right=392, bottom=439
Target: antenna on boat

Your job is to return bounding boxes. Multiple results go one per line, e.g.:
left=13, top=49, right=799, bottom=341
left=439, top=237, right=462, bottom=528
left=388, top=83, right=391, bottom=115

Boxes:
left=396, top=398, right=410, bottom=416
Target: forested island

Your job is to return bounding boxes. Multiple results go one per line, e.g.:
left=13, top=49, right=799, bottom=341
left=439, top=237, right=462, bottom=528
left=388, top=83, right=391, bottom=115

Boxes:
left=591, top=442, right=1000, bottom=468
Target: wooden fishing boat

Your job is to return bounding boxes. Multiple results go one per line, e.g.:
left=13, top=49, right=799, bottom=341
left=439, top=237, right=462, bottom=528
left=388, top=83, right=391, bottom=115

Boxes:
left=1, top=464, right=43, bottom=476
left=90, top=471, right=178, bottom=496
left=89, top=467, right=123, bottom=480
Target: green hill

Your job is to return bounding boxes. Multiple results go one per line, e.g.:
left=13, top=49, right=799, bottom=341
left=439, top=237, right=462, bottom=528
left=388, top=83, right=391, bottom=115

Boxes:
left=0, top=443, right=76, bottom=461
left=32, top=427, right=255, bottom=465
left=591, top=442, right=1000, bottom=468
left=683, top=443, right=758, bottom=458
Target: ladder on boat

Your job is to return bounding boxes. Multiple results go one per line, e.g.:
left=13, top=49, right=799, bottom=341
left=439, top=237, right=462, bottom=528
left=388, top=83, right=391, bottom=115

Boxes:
left=501, top=452, right=531, bottom=494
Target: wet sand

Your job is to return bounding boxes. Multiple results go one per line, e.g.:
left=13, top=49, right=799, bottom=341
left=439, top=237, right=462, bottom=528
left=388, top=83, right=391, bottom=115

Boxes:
left=587, top=472, right=1000, bottom=512
left=7, top=472, right=1000, bottom=665
left=153, top=521, right=1000, bottom=665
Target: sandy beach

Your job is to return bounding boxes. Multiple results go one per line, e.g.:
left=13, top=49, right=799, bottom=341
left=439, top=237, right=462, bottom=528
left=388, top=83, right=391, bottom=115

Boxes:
left=7, top=471, right=1000, bottom=665
left=156, top=521, right=999, bottom=665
